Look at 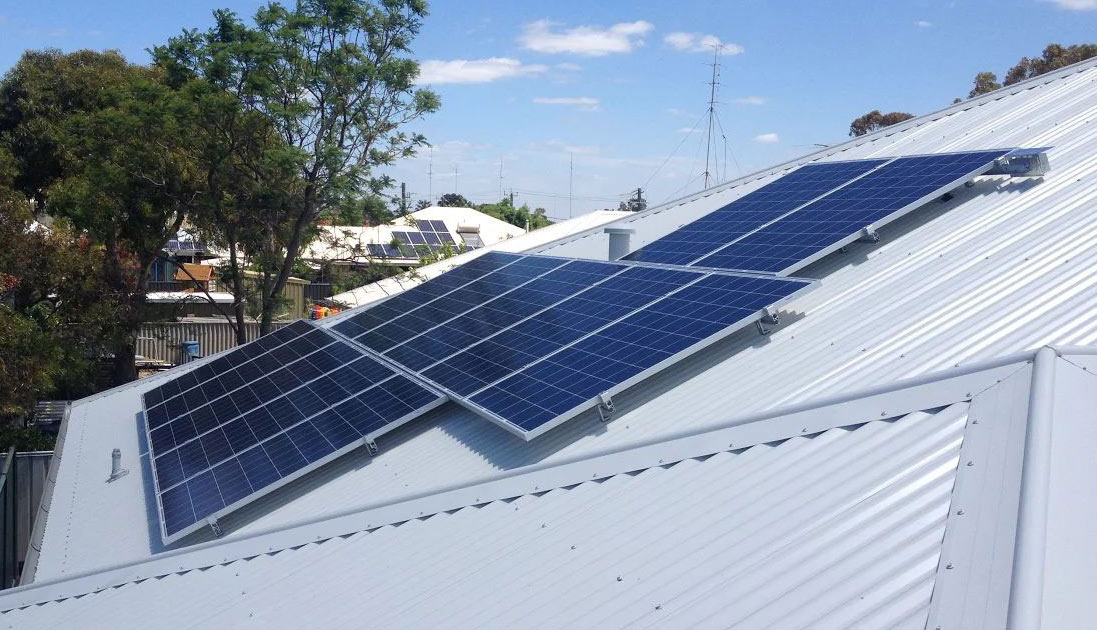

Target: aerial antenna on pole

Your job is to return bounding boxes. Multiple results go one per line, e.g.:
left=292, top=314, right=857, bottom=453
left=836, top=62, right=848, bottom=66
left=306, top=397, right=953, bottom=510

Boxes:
left=702, top=43, right=723, bottom=190
left=569, top=153, right=574, bottom=219
left=499, top=158, right=504, bottom=199
left=428, top=146, right=433, bottom=205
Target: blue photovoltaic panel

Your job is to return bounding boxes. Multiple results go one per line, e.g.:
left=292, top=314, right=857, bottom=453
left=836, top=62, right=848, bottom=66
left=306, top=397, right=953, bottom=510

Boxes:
left=623, top=160, right=887, bottom=266
left=331, top=251, right=524, bottom=338
left=467, top=274, right=811, bottom=434
left=143, top=322, right=443, bottom=542
left=694, top=149, right=1012, bottom=273
left=420, top=265, right=700, bottom=396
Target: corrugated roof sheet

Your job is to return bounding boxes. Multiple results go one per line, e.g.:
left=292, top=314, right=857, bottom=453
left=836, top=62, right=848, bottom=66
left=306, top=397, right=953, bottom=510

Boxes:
left=1, top=403, right=968, bottom=629
left=27, top=58, right=1097, bottom=582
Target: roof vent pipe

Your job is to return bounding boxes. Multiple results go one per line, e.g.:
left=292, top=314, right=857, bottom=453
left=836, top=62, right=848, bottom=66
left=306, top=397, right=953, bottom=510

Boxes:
left=107, top=448, right=129, bottom=483
left=604, top=227, right=636, bottom=260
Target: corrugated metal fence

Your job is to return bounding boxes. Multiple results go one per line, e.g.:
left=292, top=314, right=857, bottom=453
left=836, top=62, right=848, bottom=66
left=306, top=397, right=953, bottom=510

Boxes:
left=0, top=449, right=51, bottom=589
left=136, top=321, right=290, bottom=365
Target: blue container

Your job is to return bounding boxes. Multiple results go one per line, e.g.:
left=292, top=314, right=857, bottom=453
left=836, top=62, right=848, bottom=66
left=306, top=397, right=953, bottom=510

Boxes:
left=180, top=340, right=201, bottom=364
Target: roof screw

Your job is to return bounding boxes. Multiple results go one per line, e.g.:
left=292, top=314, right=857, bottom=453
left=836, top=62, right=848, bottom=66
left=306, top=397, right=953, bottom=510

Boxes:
left=966, top=460, right=975, bottom=467
left=571, top=545, right=576, bottom=550
left=658, top=459, right=664, bottom=463
left=542, top=523, right=546, bottom=528
left=881, top=411, right=887, bottom=416
left=965, top=392, right=971, bottom=398
left=801, top=427, right=807, bottom=433
left=655, top=605, right=663, bottom=610
left=972, top=419, right=979, bottom=424
left=946, top=563, right=954, bottom=570
left=956, top=509, right=965, bottom=515
left=617, top=576, right=623, bottom=582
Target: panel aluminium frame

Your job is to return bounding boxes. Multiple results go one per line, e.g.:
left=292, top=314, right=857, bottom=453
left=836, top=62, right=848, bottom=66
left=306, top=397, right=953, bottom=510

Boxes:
left=144, top=324, right=449, bottom=545
left=439, top=270, right=815, bottom=440
left=691, top=148, right=1021, bottom=277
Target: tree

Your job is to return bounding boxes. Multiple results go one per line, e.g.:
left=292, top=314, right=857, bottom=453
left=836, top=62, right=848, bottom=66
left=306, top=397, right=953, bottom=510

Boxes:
left=437, top=192, right=473, bottom=208
left=476, top=197, right=551, bottom=230
left=414, top=199, right=431, bottom=211
left=968, top=71, right=1001, bottom=98
left=0, top=50, right=202, bottom=384
left=0, top=151, right=114, bottom=418
left=1003, top=43, right=1097, bottom=85
left=160, top=1, right=440, bottom=335
left=848, top=110, right=915, bottom=137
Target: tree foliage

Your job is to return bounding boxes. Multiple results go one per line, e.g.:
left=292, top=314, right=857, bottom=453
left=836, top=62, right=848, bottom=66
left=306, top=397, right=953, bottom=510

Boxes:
left=848, top=110, right=915, bottom=137
left=0, top=50, right=200, bottom=384
left=157, top=0, right=440, bottom=335
left=437, top=192, right=473, bottom=208
left=968, top=71, right=1002, bottom=98
left=967, top=43, right=1097, bottom=100
left=476, top=197, right=551, bottom=230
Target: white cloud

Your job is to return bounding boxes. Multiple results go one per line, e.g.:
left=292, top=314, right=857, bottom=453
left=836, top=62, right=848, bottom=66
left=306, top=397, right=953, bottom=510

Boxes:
left=1038, top=0, right=1097, bottom=9
left=678, top=127, right=701, bottom=134
left=417, top=57, right=547, bottom=84
left=732, top=96, right=767, bottom=105
left=663, top=32, right=744, bottom=54
left=532, top=96, right=600, bottom=111
left=915, top=20, right=933, bottom=28
left=555, top=62, right=583, bottom=71
left=519, top=20, right=654, bottom=56
left=753, top=133, right=779, bottom=144
left=530, top=139, right=600, bottom=154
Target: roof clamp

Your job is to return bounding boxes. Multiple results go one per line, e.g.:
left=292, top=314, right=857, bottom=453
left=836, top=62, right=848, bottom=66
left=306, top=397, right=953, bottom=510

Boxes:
left=756, top=308, right=780, bottom=335
left=364, top=438, right=379, bottom=456
left=857, top=226, right=880, bottom=243
left=597, top=393, right=615, bottom=423
left=206, top=517, right=223, bottom=538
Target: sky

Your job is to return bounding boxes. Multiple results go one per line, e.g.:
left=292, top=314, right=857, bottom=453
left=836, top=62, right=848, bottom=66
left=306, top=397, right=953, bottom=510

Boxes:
left=1, top=1, right=1095, bottom=220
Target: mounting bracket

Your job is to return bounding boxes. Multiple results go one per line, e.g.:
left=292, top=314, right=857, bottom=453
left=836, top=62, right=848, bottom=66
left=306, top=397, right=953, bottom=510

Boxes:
left=207, top=517, right=223, bottom=537
left=597, top=393, right=615, bottom=422
left=857, top=226, right=880, bottom=243
left=364, top=438, right=379, bottom=456
left=756, top=307, right=780, bottom=335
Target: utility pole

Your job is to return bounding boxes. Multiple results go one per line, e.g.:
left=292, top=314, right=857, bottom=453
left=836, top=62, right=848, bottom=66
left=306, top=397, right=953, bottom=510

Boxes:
left=569, top=153, right=574, bottom=219
left=454, top=164, right=458, bottom=194
left=703, top=44, right=723, bottom=189
left=428, top=146, right=433, bottom=205
left=509, top=189, right=514, bottom=207
left=499, top=158, right=504, bottom=200
left=400, top=182, right=407, bottom=214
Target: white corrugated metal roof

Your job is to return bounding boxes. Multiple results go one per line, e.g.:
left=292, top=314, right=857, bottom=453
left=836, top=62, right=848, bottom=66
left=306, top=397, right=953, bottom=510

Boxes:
left=1, top=353, right=1047, bottom=628
left=21, top=56, right=1097, bottom=627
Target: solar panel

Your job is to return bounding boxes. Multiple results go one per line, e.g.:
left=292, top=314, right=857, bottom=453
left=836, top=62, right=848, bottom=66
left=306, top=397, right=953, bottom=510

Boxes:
left=143, top=321, right=444, bottom=543
left=623, top=160, right=887, bottom=266
left=329, top=252, right=813, bottom=439
left=693, top=149, right=1013, bottom=274
left=467, top=274, right=809, bottom=435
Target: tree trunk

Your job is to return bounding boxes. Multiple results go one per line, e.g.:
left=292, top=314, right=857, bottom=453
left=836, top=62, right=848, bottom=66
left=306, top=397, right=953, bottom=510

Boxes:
left=260, top=191, right=315, bottom=335
left=226, top=225, right=247, bottom=346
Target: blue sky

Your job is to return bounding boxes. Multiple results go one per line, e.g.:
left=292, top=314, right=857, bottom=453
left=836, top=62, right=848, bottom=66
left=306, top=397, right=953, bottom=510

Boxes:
left=2, top=0, right=1095, bottom=219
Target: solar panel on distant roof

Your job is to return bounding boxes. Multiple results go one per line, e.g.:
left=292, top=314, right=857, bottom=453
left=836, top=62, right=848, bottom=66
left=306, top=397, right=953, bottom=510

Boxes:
left=623, top=160, right=887, bottom=266
left=693, top=149, right=1013, bottom=274
left=143, top=321, right=444, bottom=543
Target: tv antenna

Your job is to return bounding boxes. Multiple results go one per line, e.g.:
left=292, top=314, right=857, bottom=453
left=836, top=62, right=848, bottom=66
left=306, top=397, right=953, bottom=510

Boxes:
left=703, top=44, right=724, bottom=189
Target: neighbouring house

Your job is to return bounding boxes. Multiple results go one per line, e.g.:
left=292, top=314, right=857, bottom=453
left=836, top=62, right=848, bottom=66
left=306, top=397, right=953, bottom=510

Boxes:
left=302, top=205, right=526, bottom=269
left=5, top=58, right=1097, bottom=630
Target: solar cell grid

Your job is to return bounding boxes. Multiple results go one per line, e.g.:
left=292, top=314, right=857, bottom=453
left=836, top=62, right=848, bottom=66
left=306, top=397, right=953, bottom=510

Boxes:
left=468, top=273, right=811, bottom=432
left=144, top=322, right=444, bottom=542
left=694, top=149, right=1012, bottom=273
left=624, top=159, right=887, bottom=266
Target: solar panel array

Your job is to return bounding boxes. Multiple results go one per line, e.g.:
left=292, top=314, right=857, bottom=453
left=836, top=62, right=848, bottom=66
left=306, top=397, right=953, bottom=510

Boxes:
left=626, top=149, right=1014, bottom=274
left=332, top=252, right=812, bottom=437
left=142, top=148, right=1033, bottom=543
left=624, top=160, right=886, bottom=266
left=694, top=150, right=1013, bottom=273
left=364, top=220, right=459, bottom=259
left=142, top=321, right=443, bottom=541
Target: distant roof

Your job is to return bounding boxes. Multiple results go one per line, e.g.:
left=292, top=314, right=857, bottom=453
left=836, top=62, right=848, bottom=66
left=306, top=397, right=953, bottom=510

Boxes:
left=171, top=263, right=214, bottom=283
left=302, top=206, right=525, bottom=265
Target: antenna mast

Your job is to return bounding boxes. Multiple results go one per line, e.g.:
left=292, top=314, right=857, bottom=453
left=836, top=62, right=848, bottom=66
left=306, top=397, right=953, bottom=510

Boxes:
left=703, top=44, right=723, bottom=189
left=428, top=146, right=433, bottom=204
left=569, top=153, right=574, bottom=218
